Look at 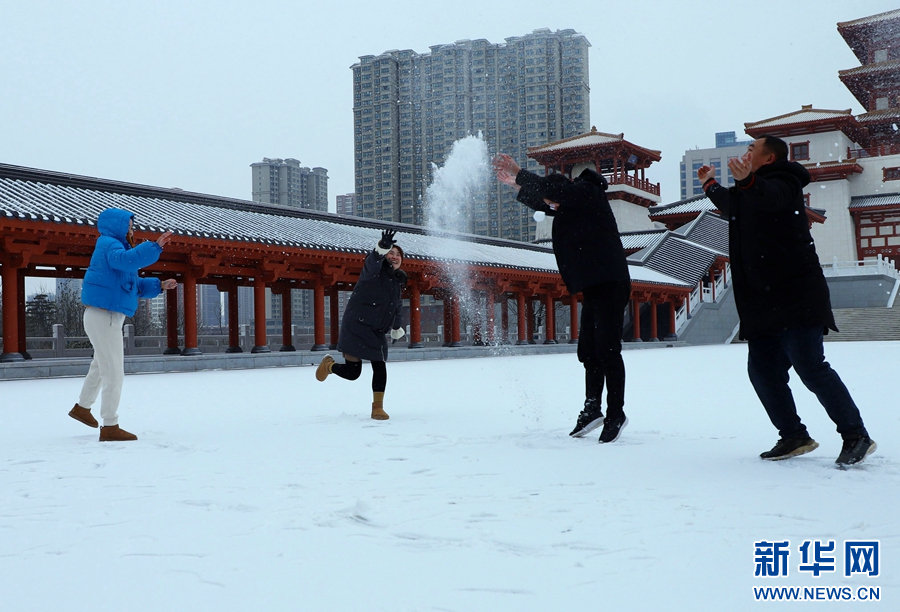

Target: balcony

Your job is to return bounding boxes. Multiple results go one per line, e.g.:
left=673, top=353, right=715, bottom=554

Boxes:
left=607, top=174, right=661, bottom=196
left=847, top=144, right=900, bottom=159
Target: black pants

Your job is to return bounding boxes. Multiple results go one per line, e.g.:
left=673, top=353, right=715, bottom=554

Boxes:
left=579, top=281, right=630, bottom=418
left=331, top=360, right=388, bottom=392
left=747, top=326, right=867, bottom=440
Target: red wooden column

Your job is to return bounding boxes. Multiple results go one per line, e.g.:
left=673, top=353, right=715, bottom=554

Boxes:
left=473, top=291, right=484, bottom=346
left=408, top=284, right=424, bottom=348
left=251, top=276, right=270, bottom=353
left=164, top=285, right=181, bottom=354
left=568, top=295, right=579, bottom=344
left=501, top=295, right=510, bottom=344
left=449, top=294, right=462, bottom=347
left=329, top=288, right=340, bottom=349
left=649, top=298, right=659, bottom=342
left=17, top=271, right=29, bottom=359
left=485, top=290, right=495, bottom=345
left=665, top=299, right=678, bottom=341
left=525, top=297, right=535, bottom=344
left=280, top=288, right=296, bottom=352
left=515, top=291, right=528, bottom=345
left=312, top=284, right=327, bottom=351
left=543, top=294, right=557, bottom=344
left=225, top=284, right=241, bottom=353
left=182, top=275, right=202, bottom=355
left=0, top=261, right=23, bottom=362
left=632, top=299, right=643, bottom=342
left=442, top=295, right=452, bottom=346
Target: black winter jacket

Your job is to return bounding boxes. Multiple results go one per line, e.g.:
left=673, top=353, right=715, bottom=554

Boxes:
left=337, top=249, right=406, bottom=362
left=705, top=160, right=836, bottom=340
left=516, top=169, right=630, bottom=295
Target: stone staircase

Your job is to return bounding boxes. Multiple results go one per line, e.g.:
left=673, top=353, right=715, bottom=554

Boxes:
left=826, top=300, right=900, bottom=342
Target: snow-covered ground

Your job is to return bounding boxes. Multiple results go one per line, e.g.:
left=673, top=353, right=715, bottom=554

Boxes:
left=2, top=342, right=896, bottom=611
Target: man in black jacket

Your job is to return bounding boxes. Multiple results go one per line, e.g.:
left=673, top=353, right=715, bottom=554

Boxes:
left=493, top=154, right=631, bottom=443
left=699, top=135, right=876, bottom=466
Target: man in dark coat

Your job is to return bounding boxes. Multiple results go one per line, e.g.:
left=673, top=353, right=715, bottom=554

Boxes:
left=315, top=229, right=407, bottom=420
left=493, top=153, right=632, bottom=443
left=699, top=135, right=875, bottom=466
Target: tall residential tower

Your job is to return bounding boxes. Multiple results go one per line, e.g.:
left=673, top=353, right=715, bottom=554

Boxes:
left=351, top=28, right=590, bottom=241
left=250, top=158, right=328, bottom=211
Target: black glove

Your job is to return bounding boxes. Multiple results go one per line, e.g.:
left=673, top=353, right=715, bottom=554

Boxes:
left=378, top=229, right=397, bottom=250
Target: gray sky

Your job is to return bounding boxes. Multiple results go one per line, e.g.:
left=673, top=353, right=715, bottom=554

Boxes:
left=1, top=0, right=895, bottom=210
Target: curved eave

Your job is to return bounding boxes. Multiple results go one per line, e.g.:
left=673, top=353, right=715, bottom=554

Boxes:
left=806, top=162, right=864, bottom=182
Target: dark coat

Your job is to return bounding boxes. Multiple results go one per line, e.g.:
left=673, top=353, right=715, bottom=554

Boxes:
left=337, top=249, right=406, bottom=362
left=515, top=169, right=630, bottom=295
left=705, top=160, right=836, bottom=340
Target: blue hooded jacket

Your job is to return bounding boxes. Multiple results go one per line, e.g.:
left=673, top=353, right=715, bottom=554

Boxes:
left=81, top=208, right=163, bottom=316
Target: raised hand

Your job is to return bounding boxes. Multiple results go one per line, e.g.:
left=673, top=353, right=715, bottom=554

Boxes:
left=379, top=229, right=397, bottom=250
left=697, top=164, right=716, bottom=184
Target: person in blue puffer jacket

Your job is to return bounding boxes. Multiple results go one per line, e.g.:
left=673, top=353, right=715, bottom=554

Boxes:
left=68, top=208, right=177, bottom=441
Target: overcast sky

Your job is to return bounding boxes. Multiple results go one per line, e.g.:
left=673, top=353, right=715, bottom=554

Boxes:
left=1, top=0, right=896, bottom=210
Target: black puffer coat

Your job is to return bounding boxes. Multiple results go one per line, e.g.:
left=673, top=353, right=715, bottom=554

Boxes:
left=515, top=168, right=630, bottom=295
left=337, top=249, right=406, bottom=362
left=706, top=160, right=836, bottom=340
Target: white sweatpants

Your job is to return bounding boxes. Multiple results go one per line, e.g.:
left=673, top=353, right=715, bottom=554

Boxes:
left=79, top=307, right=127, bottom=427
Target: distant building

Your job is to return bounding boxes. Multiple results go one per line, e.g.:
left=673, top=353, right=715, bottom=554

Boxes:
left=679, top=131, right=750, bottom=200
left=352, top=28, right=591, bottom=242
left=336, top=193, right=357, bottom=216
left=250, top=158, right=328, bottom=211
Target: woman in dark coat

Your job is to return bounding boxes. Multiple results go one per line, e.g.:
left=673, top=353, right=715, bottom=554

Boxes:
left=316, top=229, right=407, bottom=420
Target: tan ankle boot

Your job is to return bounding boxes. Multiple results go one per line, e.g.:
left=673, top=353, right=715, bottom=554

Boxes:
left=99, top=425, right=138, bottom=442
left=68, top=404, right=98, bottom=428
left=371, top=402, right=389, bottom=420
left=316, top=355, right=335, bottom=381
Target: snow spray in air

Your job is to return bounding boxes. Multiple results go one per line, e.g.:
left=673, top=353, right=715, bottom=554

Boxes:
left=424, top=133, right=493, bottom=345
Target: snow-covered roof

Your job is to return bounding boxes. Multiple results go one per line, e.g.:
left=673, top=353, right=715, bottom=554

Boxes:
left=629, top=234, right=720, bottom=286
left=838, top=9, right=900, bottom=28
left=620, top=229, right=666, bottom=252
left=745, top=107, right=854, bottom=130
left=0, top=164, right=686, bottom=287
left=857, top=108, right=900, bottom=123
left=672, top=211, right=729, bottom=255
left=528, top=130, right=625, bottom=153
left=648, top=195, right=717, bottom=217
left=849, top=192, right=900, bottom=210
left=839, top=58, right=900, bottom=78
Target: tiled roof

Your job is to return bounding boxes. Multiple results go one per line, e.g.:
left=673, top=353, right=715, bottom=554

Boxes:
left=528, top=130, right=625, bottom=153
left=838, top=9, right=900, bottom=28
left=672, top=211, right=729, bottom=255
left=0, top=164, right=685, bottom=287
left=839, top=58, right=900, bottom=78
left=620, top=229, right=666, bottom=252
left=628, top=234, right=720, bottom=286
left=857, top=108, right=900, bottom=123
left=745, top=107, right=853, bottom=130
left=649, top=195, right=717, bottom=217
left=849, top=192, right=900, bottom=210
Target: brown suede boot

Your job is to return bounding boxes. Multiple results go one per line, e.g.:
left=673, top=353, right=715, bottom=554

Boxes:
left=371, top=402, right=390, bottom=420
left=316, top=355, right=335, bottom=381
left=371, top=391, right=389, bottom=420
left=68, top=404, right=99, bottom=428
left=99, top=425, right=138, bottom=442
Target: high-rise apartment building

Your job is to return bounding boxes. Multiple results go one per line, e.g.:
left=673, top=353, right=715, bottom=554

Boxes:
left=351, top=28, right=590, bottom=241
left=250, top=158, right=329, bottom=211
left=679, top=131, right=751, bottom=200
left=336, top=193, right=357, bottom=216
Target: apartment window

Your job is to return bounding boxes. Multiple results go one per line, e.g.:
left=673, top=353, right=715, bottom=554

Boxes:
left=790, top=141, right=810, bottom=161
left=884, top=167, right=900, bottom=181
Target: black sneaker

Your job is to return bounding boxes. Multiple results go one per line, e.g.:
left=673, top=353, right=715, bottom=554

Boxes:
left=569, top=400, right=603, bottom=438
left=835, top=436, right=877, bottom=466
left=759, top=437, right=819, bottom=461
left=598, top=414, right=628, bottom=444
